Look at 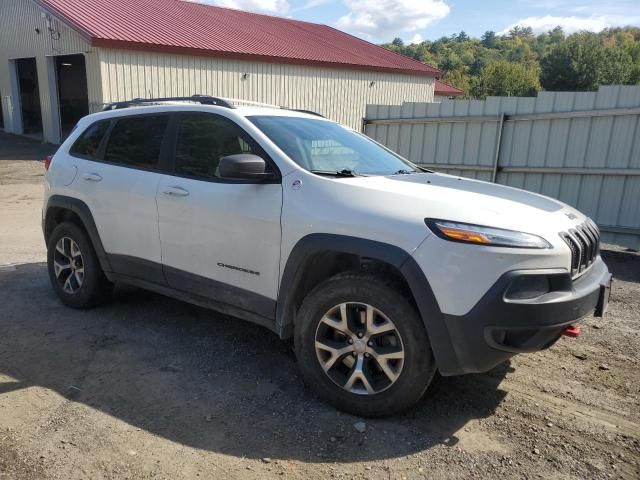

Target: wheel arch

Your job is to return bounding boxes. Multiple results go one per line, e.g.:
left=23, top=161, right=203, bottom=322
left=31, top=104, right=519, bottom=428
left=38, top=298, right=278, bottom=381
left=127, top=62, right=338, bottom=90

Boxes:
left=275, top=234, right=462, bottom=374
left=44, top=195, right=113, bottom=276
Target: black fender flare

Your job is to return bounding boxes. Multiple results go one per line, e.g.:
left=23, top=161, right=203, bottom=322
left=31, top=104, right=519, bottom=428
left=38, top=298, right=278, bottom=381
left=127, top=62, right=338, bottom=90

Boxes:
left=44, top=195, right=113, bottom=275
left=275, top=234, right=463, bottom=375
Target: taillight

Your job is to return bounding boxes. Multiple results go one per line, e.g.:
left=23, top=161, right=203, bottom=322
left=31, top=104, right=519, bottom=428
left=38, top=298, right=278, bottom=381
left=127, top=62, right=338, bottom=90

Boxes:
left=44, top=155, right=53, bottom=170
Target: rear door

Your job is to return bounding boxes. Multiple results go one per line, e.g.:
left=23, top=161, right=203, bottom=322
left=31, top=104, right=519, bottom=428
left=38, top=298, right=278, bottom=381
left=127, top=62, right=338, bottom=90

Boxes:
left=70, top=113, right=170, bottom=282
left=156, top=112, right=282, bottom=317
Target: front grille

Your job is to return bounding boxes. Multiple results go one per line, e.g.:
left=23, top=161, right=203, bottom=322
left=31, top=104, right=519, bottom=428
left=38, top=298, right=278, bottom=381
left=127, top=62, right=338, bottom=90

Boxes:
left=560, top=219, right=600, bottom=278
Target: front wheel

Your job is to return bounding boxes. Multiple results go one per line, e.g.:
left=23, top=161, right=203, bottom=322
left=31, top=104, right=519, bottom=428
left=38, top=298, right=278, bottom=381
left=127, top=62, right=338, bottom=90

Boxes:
left=294, top=273, right=436, bottom=417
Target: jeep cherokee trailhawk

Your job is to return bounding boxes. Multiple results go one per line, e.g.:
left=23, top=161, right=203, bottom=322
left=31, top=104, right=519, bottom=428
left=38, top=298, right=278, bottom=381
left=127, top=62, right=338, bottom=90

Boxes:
left=43, top=96, right=612, bottom=416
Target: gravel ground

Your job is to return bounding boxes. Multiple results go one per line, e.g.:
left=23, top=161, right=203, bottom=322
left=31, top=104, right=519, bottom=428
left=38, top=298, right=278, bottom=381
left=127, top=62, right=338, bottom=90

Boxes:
left=1, top=132, right=639, bottom=479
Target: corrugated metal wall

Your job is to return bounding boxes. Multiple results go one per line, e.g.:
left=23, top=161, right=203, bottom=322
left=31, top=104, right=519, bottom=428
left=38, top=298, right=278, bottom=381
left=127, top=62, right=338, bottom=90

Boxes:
left=0, top=0, right=101, bottom=142
left=365, top=85, right=640, bottom=250
left=96, top=48, right=435, bottom=130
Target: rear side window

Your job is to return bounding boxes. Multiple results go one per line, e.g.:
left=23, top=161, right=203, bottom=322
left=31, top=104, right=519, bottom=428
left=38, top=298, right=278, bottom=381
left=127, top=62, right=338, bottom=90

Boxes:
left=70, top=120, right=110, bottom=159
left=104, top=115, right=169, bottom=169
left=174, top=113, right=255, bottom=180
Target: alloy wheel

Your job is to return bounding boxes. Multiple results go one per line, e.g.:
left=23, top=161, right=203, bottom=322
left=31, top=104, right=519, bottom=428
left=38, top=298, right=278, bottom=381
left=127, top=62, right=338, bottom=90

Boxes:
left=315, top=302, right=405, bottom=395
left=53, top=236, right=85, bottom=294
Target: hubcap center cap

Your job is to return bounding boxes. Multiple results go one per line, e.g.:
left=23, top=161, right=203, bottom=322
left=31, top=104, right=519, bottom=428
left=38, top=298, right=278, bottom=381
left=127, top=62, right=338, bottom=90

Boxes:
left=353, top=338, right=367, bottom=354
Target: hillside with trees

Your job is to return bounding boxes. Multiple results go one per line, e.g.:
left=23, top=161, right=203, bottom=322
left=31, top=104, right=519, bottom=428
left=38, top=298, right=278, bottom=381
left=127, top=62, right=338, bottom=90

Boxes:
left=381, top=27, right=640, bottom=99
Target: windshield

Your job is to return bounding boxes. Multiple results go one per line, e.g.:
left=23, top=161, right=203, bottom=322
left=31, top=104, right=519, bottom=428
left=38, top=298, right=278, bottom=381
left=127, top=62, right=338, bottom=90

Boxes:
left=248, top=116, right=418, bottom=176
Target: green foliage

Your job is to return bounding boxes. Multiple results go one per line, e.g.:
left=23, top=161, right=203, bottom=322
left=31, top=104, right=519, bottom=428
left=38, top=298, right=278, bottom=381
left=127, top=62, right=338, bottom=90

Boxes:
left=471, top=61, right=541, bottom=97
left=540, top=32, right=635, bottom=90
left=481, top=31, right=497, bottom=49
left=381, top=26, right=640, bottom=99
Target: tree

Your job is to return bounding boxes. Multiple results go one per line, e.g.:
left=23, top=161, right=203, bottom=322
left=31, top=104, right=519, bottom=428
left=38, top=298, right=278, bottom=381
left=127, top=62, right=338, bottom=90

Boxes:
left=378, top=26, right=640, bottom=99
left=472, top=60, right=541, bottom=98
left=540, top=32, right=633, bottom=90
left=439, top=51, right=463, bottom=71
left=441, top=70, right=472, bottom=98
left=549, top=26, right=564, bottom=43
left=508, top=26, right=533, bottom=39
left=601, top=47, right=634, bottom=85
left=481, top=31, right=497, bottom=48
left=507, top=42, right=535, bottom=63
left=456, top=30, right=469, bottom=42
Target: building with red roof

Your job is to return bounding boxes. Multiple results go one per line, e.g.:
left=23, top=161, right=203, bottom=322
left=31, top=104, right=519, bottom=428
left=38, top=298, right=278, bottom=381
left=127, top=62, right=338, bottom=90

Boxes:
left=434, top=80, right=465, bottom=101
left=0, top=0, right=441, bottom=143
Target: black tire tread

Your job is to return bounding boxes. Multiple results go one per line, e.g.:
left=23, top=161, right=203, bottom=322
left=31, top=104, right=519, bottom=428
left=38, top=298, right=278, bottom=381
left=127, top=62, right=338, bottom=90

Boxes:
left=47, top=222, right=112, bottom=309
left=294, top=271, right=436, bottom=417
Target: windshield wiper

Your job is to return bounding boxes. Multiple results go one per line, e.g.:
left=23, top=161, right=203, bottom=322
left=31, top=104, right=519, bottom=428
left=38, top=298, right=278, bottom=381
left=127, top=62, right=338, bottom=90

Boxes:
left=392, top=169, right=418, bottom=175
left=310, top=169, right=362, bottom=177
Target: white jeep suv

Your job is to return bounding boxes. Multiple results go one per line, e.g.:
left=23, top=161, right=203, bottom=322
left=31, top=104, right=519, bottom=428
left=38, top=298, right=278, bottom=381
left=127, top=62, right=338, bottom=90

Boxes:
left=43, top=96, right=612, bottom=416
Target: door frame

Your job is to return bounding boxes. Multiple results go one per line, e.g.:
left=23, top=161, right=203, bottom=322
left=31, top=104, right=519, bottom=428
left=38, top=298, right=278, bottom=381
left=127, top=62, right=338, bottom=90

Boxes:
left=8, top=59, right=24, bottom=135
left=45, top=55, right=62, bottom=144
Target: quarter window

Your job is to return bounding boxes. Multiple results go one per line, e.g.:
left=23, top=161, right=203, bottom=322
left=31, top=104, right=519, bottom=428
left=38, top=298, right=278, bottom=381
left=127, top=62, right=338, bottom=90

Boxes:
left=104, top=115, right=169, bottom=169
left=174, top=113, right=256, bottom=180
left=69, top=120, right=110, bottom=159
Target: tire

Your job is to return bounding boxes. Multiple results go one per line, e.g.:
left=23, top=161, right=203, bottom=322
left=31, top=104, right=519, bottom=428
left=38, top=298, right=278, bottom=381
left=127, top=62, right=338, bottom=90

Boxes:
left=294, top=272, right=436, bottom=417
left=47, top=221, right=112, bottom=308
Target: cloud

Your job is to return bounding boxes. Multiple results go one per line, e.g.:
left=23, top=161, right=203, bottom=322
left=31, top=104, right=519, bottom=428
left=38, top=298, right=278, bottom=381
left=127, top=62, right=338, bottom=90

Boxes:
left=293, top=0, right=335, bottom=12
left=205, top=0, right=289, bottom=13
left=408, top=33, right=423, bottom=44
left=498, top=15, right=610, bottom=35
left=336, top=0, right=450, bottom=39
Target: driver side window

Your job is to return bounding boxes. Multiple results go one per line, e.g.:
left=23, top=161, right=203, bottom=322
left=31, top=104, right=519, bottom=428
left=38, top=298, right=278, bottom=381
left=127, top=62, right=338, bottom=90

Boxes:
left=174, top=113, right=255, bottom=180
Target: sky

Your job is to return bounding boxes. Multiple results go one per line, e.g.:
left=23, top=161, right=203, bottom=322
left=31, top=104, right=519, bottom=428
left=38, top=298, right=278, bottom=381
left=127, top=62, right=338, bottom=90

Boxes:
left=202, top=0, right=640, bottom=43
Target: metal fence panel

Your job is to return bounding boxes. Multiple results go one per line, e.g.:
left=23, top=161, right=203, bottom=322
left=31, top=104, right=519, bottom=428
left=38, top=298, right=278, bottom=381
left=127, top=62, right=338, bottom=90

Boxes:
left=364, top=85, right=640, bottom=250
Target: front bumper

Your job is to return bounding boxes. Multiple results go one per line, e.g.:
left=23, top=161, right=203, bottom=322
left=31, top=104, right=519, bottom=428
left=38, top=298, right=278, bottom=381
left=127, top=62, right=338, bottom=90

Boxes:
left=438, top=256, right=612, bottom=375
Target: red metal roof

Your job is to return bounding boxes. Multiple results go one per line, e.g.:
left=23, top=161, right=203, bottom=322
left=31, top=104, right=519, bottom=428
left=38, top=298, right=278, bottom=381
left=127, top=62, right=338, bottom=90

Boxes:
left=36, top=0, right=440, bottom=77
left=435, top=80, right=464, bottom=96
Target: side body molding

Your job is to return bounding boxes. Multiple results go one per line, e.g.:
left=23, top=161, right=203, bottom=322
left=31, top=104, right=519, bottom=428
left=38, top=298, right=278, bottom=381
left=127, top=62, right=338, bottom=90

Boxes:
left=276, top=234, right=463, bottom=374
left=44, top=195, right=113, bottom=276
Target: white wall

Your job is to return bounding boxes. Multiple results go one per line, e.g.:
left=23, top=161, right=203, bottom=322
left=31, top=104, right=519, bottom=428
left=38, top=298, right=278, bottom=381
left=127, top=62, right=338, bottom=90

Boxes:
left=97, top=49, right=435, bottom=130
left=0, top=0, right=101, bottom=143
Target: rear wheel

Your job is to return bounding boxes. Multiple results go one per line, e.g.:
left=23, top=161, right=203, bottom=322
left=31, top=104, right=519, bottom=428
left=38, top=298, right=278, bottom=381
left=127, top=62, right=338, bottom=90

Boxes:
left=294, top=273, right=436, bottom=416
left=47, top=222, right=112, bottom=308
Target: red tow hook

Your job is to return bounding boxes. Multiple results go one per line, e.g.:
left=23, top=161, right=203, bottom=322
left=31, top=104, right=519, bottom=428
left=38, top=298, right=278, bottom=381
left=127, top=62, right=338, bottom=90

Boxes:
left=562, top=325, right=581, bottom=338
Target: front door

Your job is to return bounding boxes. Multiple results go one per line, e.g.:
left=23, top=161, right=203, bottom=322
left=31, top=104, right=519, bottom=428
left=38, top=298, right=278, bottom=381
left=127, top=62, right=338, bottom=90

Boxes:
left=157, top=112, right=282, bottom=318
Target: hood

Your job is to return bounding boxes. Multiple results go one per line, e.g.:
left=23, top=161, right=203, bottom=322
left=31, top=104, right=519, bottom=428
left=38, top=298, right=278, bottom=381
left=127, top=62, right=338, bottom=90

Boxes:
left=333, top=172, right=586, bottom=236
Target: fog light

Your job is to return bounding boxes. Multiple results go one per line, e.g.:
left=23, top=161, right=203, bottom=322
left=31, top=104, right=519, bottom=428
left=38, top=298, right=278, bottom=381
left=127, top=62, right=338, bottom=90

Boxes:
left=506, top=276, right=550, bottom=300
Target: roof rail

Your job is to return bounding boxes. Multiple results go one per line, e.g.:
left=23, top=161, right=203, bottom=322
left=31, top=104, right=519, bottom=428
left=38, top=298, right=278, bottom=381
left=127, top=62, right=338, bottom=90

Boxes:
left=102, top=95, right=235, bottom=111
left=101, top=95, right=325, bottom=117
left=223, top=98, right=325, bottom=117
left=283, top=108, right=324, bottom=118
left=225, top=98, right=278, bottom=108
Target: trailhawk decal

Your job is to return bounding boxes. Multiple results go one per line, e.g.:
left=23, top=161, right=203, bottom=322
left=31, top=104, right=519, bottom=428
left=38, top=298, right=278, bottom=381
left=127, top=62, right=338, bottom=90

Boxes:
left=217, top=262, right=260, bottom=276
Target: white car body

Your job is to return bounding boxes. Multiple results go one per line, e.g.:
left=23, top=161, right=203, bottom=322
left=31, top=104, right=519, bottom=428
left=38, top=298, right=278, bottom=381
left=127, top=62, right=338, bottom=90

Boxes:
left=43, top=99, right=612, bottom=384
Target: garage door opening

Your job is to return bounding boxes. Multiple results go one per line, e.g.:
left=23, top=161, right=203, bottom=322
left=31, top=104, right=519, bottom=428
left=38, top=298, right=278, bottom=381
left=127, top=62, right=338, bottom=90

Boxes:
left=55, top=54, right=89, bottom=139
left=16, top=58, right=43, bottom=138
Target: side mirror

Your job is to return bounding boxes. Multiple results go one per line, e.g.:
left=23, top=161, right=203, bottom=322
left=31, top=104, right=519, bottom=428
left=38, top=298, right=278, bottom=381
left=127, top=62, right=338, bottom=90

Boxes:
left=218, top=154, right=276, bottom=181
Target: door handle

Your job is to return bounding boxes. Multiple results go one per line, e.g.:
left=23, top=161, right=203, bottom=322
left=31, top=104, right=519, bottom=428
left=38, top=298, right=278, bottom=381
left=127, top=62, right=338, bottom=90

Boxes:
left=163, top=186, right=190, bottom=197
left=82, top=173, right=102, bottom=182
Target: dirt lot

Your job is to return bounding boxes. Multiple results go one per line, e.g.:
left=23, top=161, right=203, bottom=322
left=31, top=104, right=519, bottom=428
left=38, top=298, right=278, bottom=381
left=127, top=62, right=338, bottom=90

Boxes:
left=1, top=132, right=639, bottom=479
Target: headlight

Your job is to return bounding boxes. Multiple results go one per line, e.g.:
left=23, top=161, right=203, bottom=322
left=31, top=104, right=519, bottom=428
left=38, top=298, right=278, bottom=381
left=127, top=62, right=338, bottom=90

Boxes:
left=425, top=219, right=552, bottom=249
